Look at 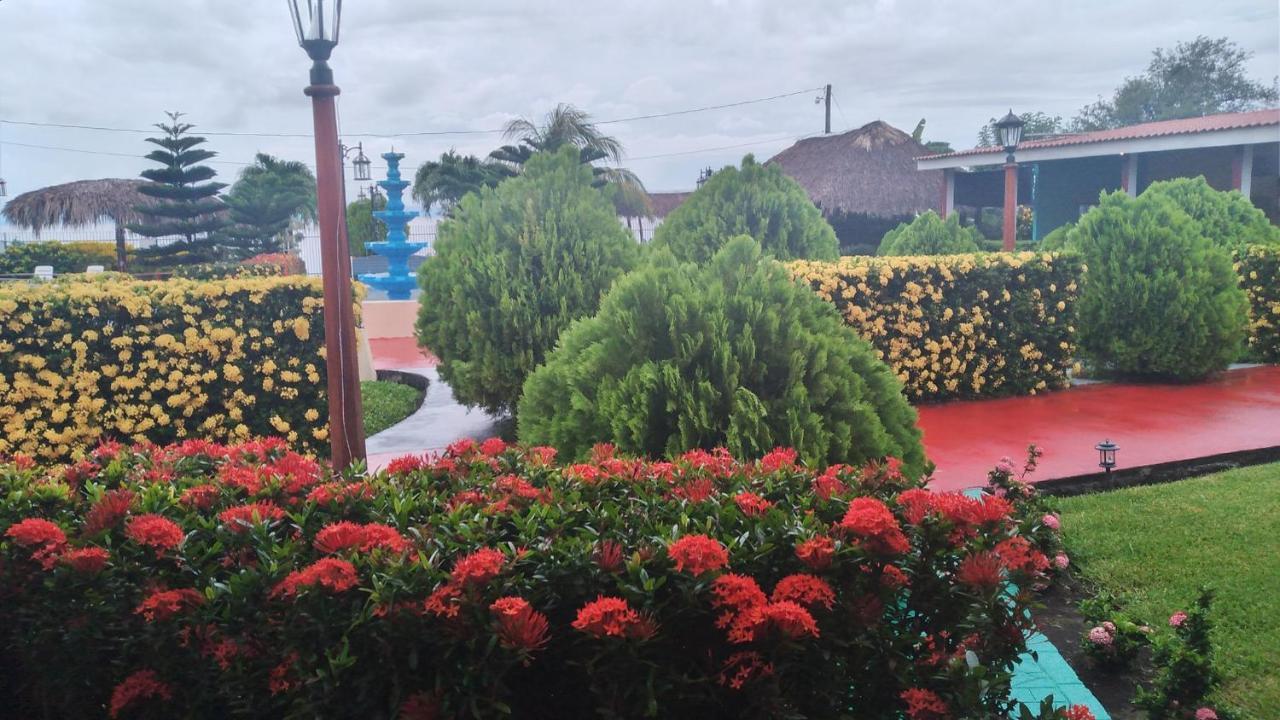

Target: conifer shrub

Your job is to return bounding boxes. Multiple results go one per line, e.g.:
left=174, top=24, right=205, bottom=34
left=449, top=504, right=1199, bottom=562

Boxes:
left=1140, top=177, right=1279, bottom=251
left=518, top=237, right=924, bottom=473
left=651, top=155, right=839, bottom=264
left=1072, top=191, right=1247, bottom=379
left=416, top=148, right=639, bottom=415
left=876, top=211, right=983, bottom=256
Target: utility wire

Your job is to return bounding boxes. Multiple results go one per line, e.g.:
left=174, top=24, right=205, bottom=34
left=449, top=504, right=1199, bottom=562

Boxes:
left=0, top=87, right=825, bottom=139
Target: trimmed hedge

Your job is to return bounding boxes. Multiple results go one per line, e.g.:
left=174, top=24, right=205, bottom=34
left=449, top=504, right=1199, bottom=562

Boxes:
left=518, top=237, right=925, bottom=473
left=0, top=275, right=335, bottom=461
left=0, top=241, right=120, bottom=275
left=790, top=252, right=1082, bottom=401
left=0, top=439, right=1059, bottom=719
left=1237, top=245, right=1280, bottom=363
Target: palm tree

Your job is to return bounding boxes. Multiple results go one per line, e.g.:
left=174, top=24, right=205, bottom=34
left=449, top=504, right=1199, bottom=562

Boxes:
left=412, top=150, right=513, bottom=217
left=221, top=153, right=316, bottom=254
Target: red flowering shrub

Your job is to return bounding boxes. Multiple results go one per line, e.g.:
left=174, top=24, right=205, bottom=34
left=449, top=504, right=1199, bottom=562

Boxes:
left=0, top=439, right=1055, bottom=719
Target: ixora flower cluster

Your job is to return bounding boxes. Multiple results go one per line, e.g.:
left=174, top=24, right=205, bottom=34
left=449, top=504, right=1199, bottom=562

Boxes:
left=3, top=439, right=1066, bottom=719
left=789, top=252, right=1082, bottom=402
left=1235, top=244, right=1280, bottom=362
left=0, top=275, right=339, bottom=462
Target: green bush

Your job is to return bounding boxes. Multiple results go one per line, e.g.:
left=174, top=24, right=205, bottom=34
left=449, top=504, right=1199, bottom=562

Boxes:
left=416, top=147, right=639, bottom=415
left=519, top=236, right=924, bottom=473
left=1073, top=190, right=1248, bottom=380
left=1236, top=245, right=1280, bottom=363
left=876, top=211, right=984, bottom=256
left=0, top=241, right=119, bottom=275
left=651, top=155, right=838, bottom=264
left=1038, top=223, right=1074, bottom=251
left=1141, top=177, right=1279, bottom=251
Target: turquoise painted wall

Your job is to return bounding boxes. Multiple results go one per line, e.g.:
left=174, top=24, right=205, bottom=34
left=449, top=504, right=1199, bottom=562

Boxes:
left=1035, top=156, right=1123, bottom=236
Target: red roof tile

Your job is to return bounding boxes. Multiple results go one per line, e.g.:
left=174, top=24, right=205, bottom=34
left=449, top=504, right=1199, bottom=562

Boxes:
left=920, top=108, right=1280, bottom=161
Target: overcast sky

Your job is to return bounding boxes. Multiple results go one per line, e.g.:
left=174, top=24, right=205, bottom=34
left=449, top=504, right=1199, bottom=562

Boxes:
left=1, top=0, right=1276, bottom=224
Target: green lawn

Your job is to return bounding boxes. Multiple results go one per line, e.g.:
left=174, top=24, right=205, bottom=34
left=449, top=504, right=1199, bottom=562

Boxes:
left=1057, top=462, right=1280, bottom=718
left=361, top=380, right=422, bottom=436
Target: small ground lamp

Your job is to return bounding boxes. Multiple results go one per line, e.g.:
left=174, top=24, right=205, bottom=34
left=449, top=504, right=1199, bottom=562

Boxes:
left=995, top=109, right=1025, bottom=252
left=287, top=0, right=366, bottom=471
left=1095, top=439, right=1119, bottom=475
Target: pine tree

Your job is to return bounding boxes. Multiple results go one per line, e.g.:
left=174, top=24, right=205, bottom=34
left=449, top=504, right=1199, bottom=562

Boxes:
left=128, top=112, right=229, bottom=256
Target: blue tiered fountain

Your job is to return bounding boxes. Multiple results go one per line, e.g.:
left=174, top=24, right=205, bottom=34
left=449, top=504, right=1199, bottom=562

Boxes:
left=358, top=152, right=423, bottom=300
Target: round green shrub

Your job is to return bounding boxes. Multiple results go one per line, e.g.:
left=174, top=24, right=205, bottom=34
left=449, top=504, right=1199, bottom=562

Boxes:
left=1038, top=223, right=1075, bottom=251
left=650, top=155, right=839, bottom=264
left=416, top=147, right=639, bottom=415
left=876, top=211, right=983, bottom=256
left=1140, top=177, right=1279, bottom=251
left=519, top=236, right=925, bottom=473
left=1074, top=190, right=1248, bottom=380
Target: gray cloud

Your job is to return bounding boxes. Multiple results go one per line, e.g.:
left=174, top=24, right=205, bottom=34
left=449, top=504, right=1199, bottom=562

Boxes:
left=1, top=0, right=1275, bottom=213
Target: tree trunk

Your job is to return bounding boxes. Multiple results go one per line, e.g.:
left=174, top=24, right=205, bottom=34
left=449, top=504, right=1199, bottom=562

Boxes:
left=114, top=223, right=128, bottom=272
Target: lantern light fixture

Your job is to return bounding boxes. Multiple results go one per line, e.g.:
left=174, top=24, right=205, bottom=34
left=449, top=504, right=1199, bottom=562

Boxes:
left=1095, top=439, right=1119, bottom=474
left=995, top=109, right=1025, bottom=160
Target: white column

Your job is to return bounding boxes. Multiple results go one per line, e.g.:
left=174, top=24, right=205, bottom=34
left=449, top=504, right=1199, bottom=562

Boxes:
left=941, top=169, right=955, bottom=218
left=1124, top=155, right=1139, bottom=197
left=1240, top=145, right=1254, bottom=199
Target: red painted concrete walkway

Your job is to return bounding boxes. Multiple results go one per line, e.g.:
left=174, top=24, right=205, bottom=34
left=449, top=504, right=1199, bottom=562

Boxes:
left=370, top=338, right=438, bottom=370
left=918, top=366, right=1280, bottom=492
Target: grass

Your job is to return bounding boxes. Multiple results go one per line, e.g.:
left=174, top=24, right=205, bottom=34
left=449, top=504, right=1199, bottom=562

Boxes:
left=361, top=380, right=422, bottom=436
left=1056, top=462, right=1280, bottom=718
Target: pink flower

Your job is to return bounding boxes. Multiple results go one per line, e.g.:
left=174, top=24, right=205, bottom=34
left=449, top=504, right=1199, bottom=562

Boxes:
left=1195, top=708, right=1218, bottom=720
left=1054, top=553, right=1070, bottom=569
left=996, top=456, right=1016, bottom=474
left=1087, top=626, right=1113, bottom=646
left=1042, top=513, right=1060, bottom=531
left=1169, top=611, right=1188, bottom=628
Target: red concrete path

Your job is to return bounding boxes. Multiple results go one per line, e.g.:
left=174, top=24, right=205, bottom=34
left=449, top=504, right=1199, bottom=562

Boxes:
left=918, top=366, right=1280, bottom=492
left=370, top=338, right=438, bottom=370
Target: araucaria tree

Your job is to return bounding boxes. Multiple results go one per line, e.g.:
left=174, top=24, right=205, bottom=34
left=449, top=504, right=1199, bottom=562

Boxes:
left=519, top=236, right=925, bottom=473
left=416, top=147, right=640, bottom=415
left=652, top=155, right=839, bottom=264
left=222, top=153, right=316, bottom=254
left=128, top=112, right=229, bottom=251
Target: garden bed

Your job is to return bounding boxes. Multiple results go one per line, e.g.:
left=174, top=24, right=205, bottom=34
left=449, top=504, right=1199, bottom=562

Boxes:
left=361, top=373, right=427, bottom=436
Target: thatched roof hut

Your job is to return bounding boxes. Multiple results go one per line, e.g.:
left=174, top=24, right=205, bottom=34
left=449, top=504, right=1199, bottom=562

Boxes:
left=2, top=178, right=152, bottom=233
left=768, top=121, right=943, bottom=217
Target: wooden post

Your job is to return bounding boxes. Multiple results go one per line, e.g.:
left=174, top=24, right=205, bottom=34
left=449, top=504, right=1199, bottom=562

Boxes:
left=1002, top=162, right=1017, bottom=251
left=306, top=80, right=366, bottom=471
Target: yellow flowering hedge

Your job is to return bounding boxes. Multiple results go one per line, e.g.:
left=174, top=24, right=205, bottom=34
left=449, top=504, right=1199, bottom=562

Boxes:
left=1236, top=245, right=1280, bottom=363
left=0, top=275, right=339, bottom=461
left=790, top=252, right=1083, bottom=401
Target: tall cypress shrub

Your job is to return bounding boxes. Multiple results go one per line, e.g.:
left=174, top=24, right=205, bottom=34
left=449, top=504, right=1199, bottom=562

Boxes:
left=1074, top=190, right=1247, bottom=379
left=519, top=236, right=925, bottom=473
left=416, top=147, right=639, bottom=415
left=651, top=155, right=839, bottom=263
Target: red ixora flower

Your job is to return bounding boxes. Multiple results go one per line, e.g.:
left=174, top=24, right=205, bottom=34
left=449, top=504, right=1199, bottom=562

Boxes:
left=572, top=596, right=656, bottom=639
left=594, top=540, right=625, bottom=573
left=218, top=502, right=286, bottom=533
left=490, top=596, right=551, bottom=655
left=268, top=652, right=300, bottom=695
left=271, top=558, right=359, bottom=599
left=667, top=534, right=729, bottom=576
left=836, top=497, right=910, bottom=555
left=5, top=518, right=68, bottom=569
left=994, top=536, right=1050, bottom=576
left=771, top=574, right=836, bottom=611
left=718, top=651, right=775, bottom=689
left=179, top=484, right=220, bottom=510
left=450, top=547, right=507, bottom=586
left=314, top=521, right=412, bottom=556
left=385, top=454, right=427, bottom=476
left=63, top=546, right=110, bottom=574
left=728, top=601, right=820, bottom=643
left=479, top=437, right=508, bottom=457
left=399, top=691, right=443, bottom=720
left=135, top=588, right=204, bottom=622
left=710, top=574, right=768, bottom=628
left=1064, top=706, right=1096, bottom=720
left=125, top=514, right=184, bottom=556
left=734, top=492, right=774, bottom=517
left=956, top=551, right=1005, bottom=591
left=901, top=688, right=949, bottom=720
left=109, top=669, right=173, bottom=719
left=82, top=489, right=135, bottom=536
left=424, top=583, right=464, bottom=619
left=795, top=535, right=836, bottom=570
left=759, top=447, right=798, bottom=473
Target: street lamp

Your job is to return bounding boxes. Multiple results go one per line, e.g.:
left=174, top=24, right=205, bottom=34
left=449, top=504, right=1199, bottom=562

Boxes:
left=995, top=109, right=1025, bottom=252
left=1095, top=439, right=1118, bottom=475
left=343, top=141, right=371, bottom=182
left=287, top=0, right=366, bottom=471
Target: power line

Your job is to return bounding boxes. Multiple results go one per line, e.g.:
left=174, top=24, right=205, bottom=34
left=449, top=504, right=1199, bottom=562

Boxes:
left=626, top=134, right=808, bottom=162
left=0, top=86, right=825, bottom=140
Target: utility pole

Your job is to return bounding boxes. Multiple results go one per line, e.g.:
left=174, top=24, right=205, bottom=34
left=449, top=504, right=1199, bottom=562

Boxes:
left=824, top=84, right=832, bottom=134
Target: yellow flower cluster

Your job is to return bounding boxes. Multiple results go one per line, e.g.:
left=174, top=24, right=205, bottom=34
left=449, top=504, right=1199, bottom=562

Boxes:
left=789, top=252, right=1083, bottom=401
left=1234, top=244, right=1280, bottom=363
left=0, top=275, right=341, bottom=461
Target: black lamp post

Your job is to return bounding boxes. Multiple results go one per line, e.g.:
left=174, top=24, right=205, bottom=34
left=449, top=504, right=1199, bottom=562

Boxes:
left=1095, top=439, right=1118, bottom=475
left=287, top=0, right=365, bottom=472
left=995, top=109, right=1025, bottom=252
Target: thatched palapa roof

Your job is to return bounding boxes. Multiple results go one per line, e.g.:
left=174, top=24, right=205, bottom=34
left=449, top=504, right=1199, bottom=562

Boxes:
left=2, top=178, right=154, bottom=231
left=768, top=121, right=943, bottom=217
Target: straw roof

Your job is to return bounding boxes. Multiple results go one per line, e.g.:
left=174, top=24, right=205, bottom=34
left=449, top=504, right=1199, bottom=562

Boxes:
left=2, top=178, right=154, bottom=231
left=768, top=121, right=943, bottom=217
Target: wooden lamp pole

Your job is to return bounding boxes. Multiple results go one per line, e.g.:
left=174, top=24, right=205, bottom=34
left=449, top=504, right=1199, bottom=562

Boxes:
left=289, top=0, right=365, bottom=471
